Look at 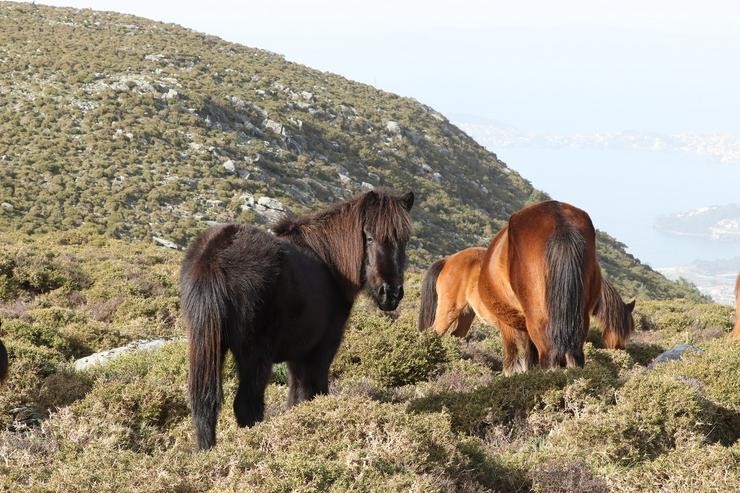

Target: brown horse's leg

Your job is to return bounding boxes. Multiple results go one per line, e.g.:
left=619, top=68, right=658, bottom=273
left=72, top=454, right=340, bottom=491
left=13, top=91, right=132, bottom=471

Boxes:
left=525, top=317, right=559, bottom=369
left=432, top=300, right=465, bottom=336
left=451, top=307, right=476, bottom=338
left=528, top=315, right=587, bottom=369
left=500, top=322, right=534, bottom=376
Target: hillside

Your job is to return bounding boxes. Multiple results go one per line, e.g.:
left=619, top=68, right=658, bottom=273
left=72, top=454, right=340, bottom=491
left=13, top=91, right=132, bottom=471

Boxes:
left=0, top=1, right=701, bottom=300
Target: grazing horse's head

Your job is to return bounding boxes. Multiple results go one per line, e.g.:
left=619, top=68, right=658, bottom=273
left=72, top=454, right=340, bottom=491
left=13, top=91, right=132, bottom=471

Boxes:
left=596, top=279, right=636, bottom=349
left=361, top=190, right=414, bottom=311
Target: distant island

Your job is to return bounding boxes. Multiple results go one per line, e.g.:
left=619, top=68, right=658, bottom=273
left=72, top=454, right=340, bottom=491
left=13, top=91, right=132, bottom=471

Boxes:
left=654, top=204, right=740, bottom=241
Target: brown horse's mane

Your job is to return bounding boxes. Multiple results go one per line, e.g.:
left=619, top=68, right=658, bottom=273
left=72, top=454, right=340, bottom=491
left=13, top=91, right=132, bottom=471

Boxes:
left=272, top=189, right=412, bottom=293
left=595, top=278, right=633, bottom=345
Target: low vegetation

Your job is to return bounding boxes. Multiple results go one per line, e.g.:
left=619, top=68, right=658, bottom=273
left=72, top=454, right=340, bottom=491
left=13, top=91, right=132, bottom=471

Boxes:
left=0, top=231, right=737, bottom=492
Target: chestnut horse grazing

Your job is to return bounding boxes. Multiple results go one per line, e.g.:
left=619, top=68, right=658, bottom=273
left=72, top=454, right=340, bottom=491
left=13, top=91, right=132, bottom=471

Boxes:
left=419, top=201, right=602, bottom=375
left=418, top=246, right=487, bottom=339
left=181, top=189, right=414, bottom=450
left=733, top=273, right=740, bottom=339
left=418, top=249, right=633, bottom=355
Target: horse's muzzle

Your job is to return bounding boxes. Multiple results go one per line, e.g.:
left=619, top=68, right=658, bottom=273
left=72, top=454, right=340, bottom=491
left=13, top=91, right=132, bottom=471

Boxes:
left=377, top=283, right=404, bottom=311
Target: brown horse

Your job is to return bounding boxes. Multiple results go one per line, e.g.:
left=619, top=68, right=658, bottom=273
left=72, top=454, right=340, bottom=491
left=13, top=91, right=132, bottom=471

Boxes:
left=733, top=273, right=740, bottom=339
left=419, top=201, right=602, bottom=375
left=418, top=247, right=634, bottom=351
left=181, top=189, right=414, bottom=449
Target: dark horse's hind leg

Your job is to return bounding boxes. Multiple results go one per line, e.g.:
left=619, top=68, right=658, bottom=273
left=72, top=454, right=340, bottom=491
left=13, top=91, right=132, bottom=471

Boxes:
left=233, top=348, right=273, bottom=428
left=287, top=328, right=343, bottom=407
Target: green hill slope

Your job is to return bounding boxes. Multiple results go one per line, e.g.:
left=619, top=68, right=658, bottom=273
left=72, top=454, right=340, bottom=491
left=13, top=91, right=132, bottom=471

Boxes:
left=0, top=2, right=701, bottom=300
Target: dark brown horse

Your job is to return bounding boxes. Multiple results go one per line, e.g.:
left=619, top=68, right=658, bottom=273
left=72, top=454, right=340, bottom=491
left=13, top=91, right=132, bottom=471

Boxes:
left=733, top=273, right=740, bottom=339
left=0, top=338, right=7, bottom=384
left=181, top=189, right=414, bottom=449
left=0, top=321, right=7, bottom=383
left=419, top=201, right=601, bottom=375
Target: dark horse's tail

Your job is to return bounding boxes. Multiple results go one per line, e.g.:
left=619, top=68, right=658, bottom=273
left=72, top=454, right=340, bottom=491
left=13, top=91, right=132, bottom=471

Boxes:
left=0, top=338, right=8, bottom=383
left=545, top=227, right=587, bottom=368
left=181, top=224, right=276, bottom=450
left=418, top=258, right=446, bottom=331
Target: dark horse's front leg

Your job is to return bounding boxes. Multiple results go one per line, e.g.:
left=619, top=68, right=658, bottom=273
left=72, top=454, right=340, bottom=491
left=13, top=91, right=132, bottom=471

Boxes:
left=287, top=326, right=343, bottom=407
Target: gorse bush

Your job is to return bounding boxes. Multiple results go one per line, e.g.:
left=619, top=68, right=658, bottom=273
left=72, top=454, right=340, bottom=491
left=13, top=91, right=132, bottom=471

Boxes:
left=332, top=310, right=454, bottom=387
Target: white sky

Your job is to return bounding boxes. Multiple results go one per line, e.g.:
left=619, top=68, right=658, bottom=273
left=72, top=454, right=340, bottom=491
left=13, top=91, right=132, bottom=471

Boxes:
left=22, top=1, right=740, bottom=132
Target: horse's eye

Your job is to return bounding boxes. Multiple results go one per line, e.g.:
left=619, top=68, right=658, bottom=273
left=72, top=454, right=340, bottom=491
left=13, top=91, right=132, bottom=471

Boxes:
left=366, top=234, right=374, bottom=243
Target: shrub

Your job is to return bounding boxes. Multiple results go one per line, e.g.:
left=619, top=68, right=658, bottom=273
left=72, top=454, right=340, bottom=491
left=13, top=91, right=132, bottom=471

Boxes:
left=332, top=311, right=453, bottom=387
left=547, top=371, right=737, bottom=465
left=409, top=345, right=627, bottom=436
left=0, top=318, right=72, bottom=356
left=0, top=340, right=68, bottom=426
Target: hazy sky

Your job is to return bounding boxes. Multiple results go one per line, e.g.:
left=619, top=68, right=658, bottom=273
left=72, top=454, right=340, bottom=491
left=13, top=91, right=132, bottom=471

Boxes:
left=26, top=1, right=740, bottom=133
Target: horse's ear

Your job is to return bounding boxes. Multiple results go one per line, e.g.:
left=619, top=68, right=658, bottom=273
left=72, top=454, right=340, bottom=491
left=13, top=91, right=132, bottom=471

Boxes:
left=626, top=299, right=636, bottom=312
left=401, top=191, right=414, bottom=211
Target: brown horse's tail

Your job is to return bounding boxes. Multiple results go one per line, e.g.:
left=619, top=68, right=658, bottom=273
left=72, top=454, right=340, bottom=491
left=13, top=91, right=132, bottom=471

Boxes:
left=545, top=227, right=587, bottom=368
left=0, top=338, right=8, bottom=383
left=418, top=258, right=446, bottom=331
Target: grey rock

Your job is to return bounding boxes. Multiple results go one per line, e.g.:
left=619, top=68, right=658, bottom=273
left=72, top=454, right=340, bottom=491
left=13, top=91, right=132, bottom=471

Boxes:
left=385, top=120, right=402, bottom=135
left=163, top=88, right=178, bottom=100
left=1, top=202, right=14, bottom=211
left=257, top=196, right=286, bottom=211
left=264, top=119, right=284, bottom=135
left=223, top=159, right=237, bottom=173
left=240, top=193, right=255, bottom=207
left=74, top=338, right=182, bottom=371
left=648, top=343, right=703, bottom=368
left=153, top=237, right=180, bottom=250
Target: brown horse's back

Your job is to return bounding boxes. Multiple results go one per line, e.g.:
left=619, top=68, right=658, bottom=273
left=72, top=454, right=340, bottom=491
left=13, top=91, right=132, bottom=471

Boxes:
left=733, top=273, right=740, bottom=339
left=479, top=201, right=601, bottom=371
